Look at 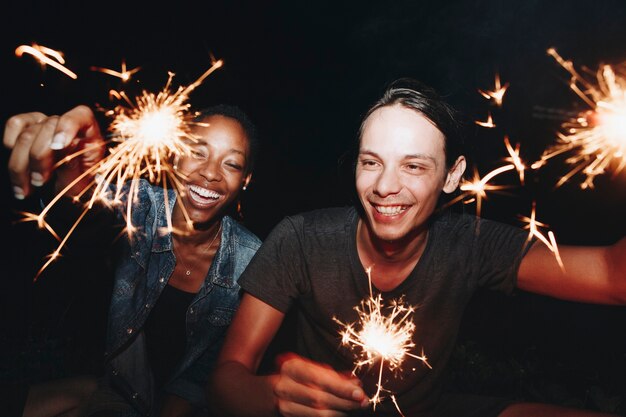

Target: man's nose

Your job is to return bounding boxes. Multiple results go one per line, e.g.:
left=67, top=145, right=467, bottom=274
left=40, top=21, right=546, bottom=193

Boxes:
left=374, top=166, right=401, bottom=196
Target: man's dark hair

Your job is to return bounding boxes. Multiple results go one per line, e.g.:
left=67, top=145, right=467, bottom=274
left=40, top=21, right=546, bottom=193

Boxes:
left=195, top=104, right=259, bottom=174
left=358, top=78, right=464, bottom=169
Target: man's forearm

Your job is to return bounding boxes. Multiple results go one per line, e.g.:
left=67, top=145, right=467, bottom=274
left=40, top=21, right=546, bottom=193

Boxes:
left=209, top=361, right=279, bottom=417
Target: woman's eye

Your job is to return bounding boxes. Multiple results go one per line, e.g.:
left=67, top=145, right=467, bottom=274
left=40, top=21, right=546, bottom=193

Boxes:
left=226, top=162, right=243, bottom=171
left=191, top=150, right=208, bottom=159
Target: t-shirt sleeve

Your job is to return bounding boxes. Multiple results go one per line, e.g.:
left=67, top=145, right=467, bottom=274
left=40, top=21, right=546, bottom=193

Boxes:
left=238, top=216, right=309, bottom=313
left=473, top=218, right=536, bottom=294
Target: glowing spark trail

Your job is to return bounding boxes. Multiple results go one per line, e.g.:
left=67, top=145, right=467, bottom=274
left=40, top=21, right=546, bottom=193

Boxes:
left=24, top=59, right=224, bottom=280
left=518, top=202, right=564, bottom=271
left=479, top=73, right=509, bottom=107
left=475, top=112, right=496, bottom=128
left=15, top=43, right=78, bottom=79
left=531, top=48, right=626, bottom=189
left=91, top=60, right=141, bottom=82
left=441, top=138, right=527, bottom=216
left=334, top=267, right=431, bottom=416
left=503, top=136, right=526, bottom=185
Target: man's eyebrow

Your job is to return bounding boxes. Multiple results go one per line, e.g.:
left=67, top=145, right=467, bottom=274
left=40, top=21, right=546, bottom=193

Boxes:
left=359, top=149, right=437, bottom=163
left=404, top=153, right=437, bottom=163
left=358, top=149, right=380, bottom=158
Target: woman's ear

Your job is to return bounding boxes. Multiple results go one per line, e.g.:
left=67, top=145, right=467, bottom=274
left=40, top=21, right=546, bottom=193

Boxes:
left=443, top=156, right=466, bottom=194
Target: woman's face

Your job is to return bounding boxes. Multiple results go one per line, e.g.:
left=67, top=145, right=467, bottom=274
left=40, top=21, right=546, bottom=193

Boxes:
left=175, top=114, right=251, bottom=227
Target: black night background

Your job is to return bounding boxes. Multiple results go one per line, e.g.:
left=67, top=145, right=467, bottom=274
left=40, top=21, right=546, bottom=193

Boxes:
left=1, top=0, right=625, bottom=414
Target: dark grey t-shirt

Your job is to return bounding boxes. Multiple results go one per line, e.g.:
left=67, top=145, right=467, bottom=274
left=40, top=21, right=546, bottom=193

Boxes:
left=239, top=207, right=532, bottom=416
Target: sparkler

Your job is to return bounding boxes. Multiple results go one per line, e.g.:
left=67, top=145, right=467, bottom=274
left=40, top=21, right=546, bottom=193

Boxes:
left=23, top=59, right=224, bottom=280
left=333, top=267, right=431, bottom=416
left=531, top=48, right=626, bottom=189
left=15, top=43, right=78, bottom=79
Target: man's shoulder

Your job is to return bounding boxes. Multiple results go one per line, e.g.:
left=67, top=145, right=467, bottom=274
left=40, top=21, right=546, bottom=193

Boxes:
left=431, top=209, right=476, bottom=229
left=431, top=208, right=525, bottom=242
left=285, top=206, right=356, bottom=232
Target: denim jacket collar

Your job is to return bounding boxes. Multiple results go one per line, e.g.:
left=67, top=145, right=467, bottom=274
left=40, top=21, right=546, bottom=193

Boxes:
left=132, top=187, right=240, bottom=289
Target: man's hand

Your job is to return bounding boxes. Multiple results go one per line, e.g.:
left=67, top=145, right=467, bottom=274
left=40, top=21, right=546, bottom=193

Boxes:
left=274, top=353, right=370, bottom=417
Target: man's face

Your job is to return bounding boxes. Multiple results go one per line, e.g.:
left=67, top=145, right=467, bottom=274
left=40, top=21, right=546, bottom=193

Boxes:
left=356, top=104, right=455, bottom=242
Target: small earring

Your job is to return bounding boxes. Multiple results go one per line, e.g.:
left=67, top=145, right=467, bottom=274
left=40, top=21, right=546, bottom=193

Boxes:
left=173, top=155, right=180, bottom=171
left=242, top=185, right=247, bottom=191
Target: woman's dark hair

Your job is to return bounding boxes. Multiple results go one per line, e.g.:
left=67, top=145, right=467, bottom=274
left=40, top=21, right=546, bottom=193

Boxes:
left=195, top=104, right=259, bottom=174
left=358, top=78, right=464, bottom=169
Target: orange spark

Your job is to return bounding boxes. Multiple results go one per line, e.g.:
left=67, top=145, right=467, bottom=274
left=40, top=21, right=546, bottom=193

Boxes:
left=91, top=60, right=141, bottom=82
left=503, top=136, right=526, bottom=184
left=475, top=112, right=496, bottom=128
left=15, top=43, right=78, bottom=79
left=518, top=202, right=564, bottom=271
left=478, top=73, right=509, bottom=107
left=442, top=138, right=527, bottom=215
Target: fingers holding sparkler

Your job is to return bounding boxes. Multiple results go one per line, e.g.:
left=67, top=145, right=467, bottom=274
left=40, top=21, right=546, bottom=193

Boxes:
left=4, top=106, right=106, bottom=200
left=274, top=353, right=370, bottom=417
left=4, top=111, right=48, bottom=199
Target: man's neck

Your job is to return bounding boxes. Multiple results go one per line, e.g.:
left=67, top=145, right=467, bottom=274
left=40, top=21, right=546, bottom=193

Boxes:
left=356, top=219, right=429, bottom=292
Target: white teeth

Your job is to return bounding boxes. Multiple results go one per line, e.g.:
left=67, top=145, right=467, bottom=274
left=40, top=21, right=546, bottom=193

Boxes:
left=375, top=205, right=406, bottom=215
left=189, top=184, right=221, bottom=199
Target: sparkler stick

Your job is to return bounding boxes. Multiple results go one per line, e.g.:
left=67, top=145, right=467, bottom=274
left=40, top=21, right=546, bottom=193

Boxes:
left=333, top=267, right=431, bottom=415
left=15, top=43, right=78, bottom=79
left=21, top=59, right=224, bottom=280
left=531, top=48, right=626, bottom=189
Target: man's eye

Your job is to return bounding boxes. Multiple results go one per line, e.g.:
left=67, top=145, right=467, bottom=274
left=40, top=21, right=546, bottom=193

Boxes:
left=406, top=164, right=426, bottom=172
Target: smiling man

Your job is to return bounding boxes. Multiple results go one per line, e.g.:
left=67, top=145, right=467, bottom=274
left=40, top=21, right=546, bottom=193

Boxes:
left=209, top=78, right=626, bottom=417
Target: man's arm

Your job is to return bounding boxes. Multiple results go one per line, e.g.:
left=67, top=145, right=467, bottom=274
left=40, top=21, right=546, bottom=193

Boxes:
left=208, top=293, right=369, bottom=417
left=517, top=237, right=626, bottom=304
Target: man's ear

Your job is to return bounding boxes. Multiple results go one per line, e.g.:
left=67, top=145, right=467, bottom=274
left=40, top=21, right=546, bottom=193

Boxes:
left=443, top=156, right=466, bottom=194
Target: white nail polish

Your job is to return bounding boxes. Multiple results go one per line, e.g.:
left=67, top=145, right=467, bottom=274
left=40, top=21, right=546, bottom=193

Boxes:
left=50, top=132, right=68, bottom=150
left=13, top=186, right=25, bottom=200
left=31, top=172, right=44, bottom=187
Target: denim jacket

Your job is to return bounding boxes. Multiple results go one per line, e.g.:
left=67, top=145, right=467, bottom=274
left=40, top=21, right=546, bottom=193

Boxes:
left=103, top=180, right=261, bottom=415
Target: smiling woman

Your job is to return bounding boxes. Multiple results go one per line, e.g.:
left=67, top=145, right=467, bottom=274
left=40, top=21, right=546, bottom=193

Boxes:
left=2, top=103, right=262, bottom=416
